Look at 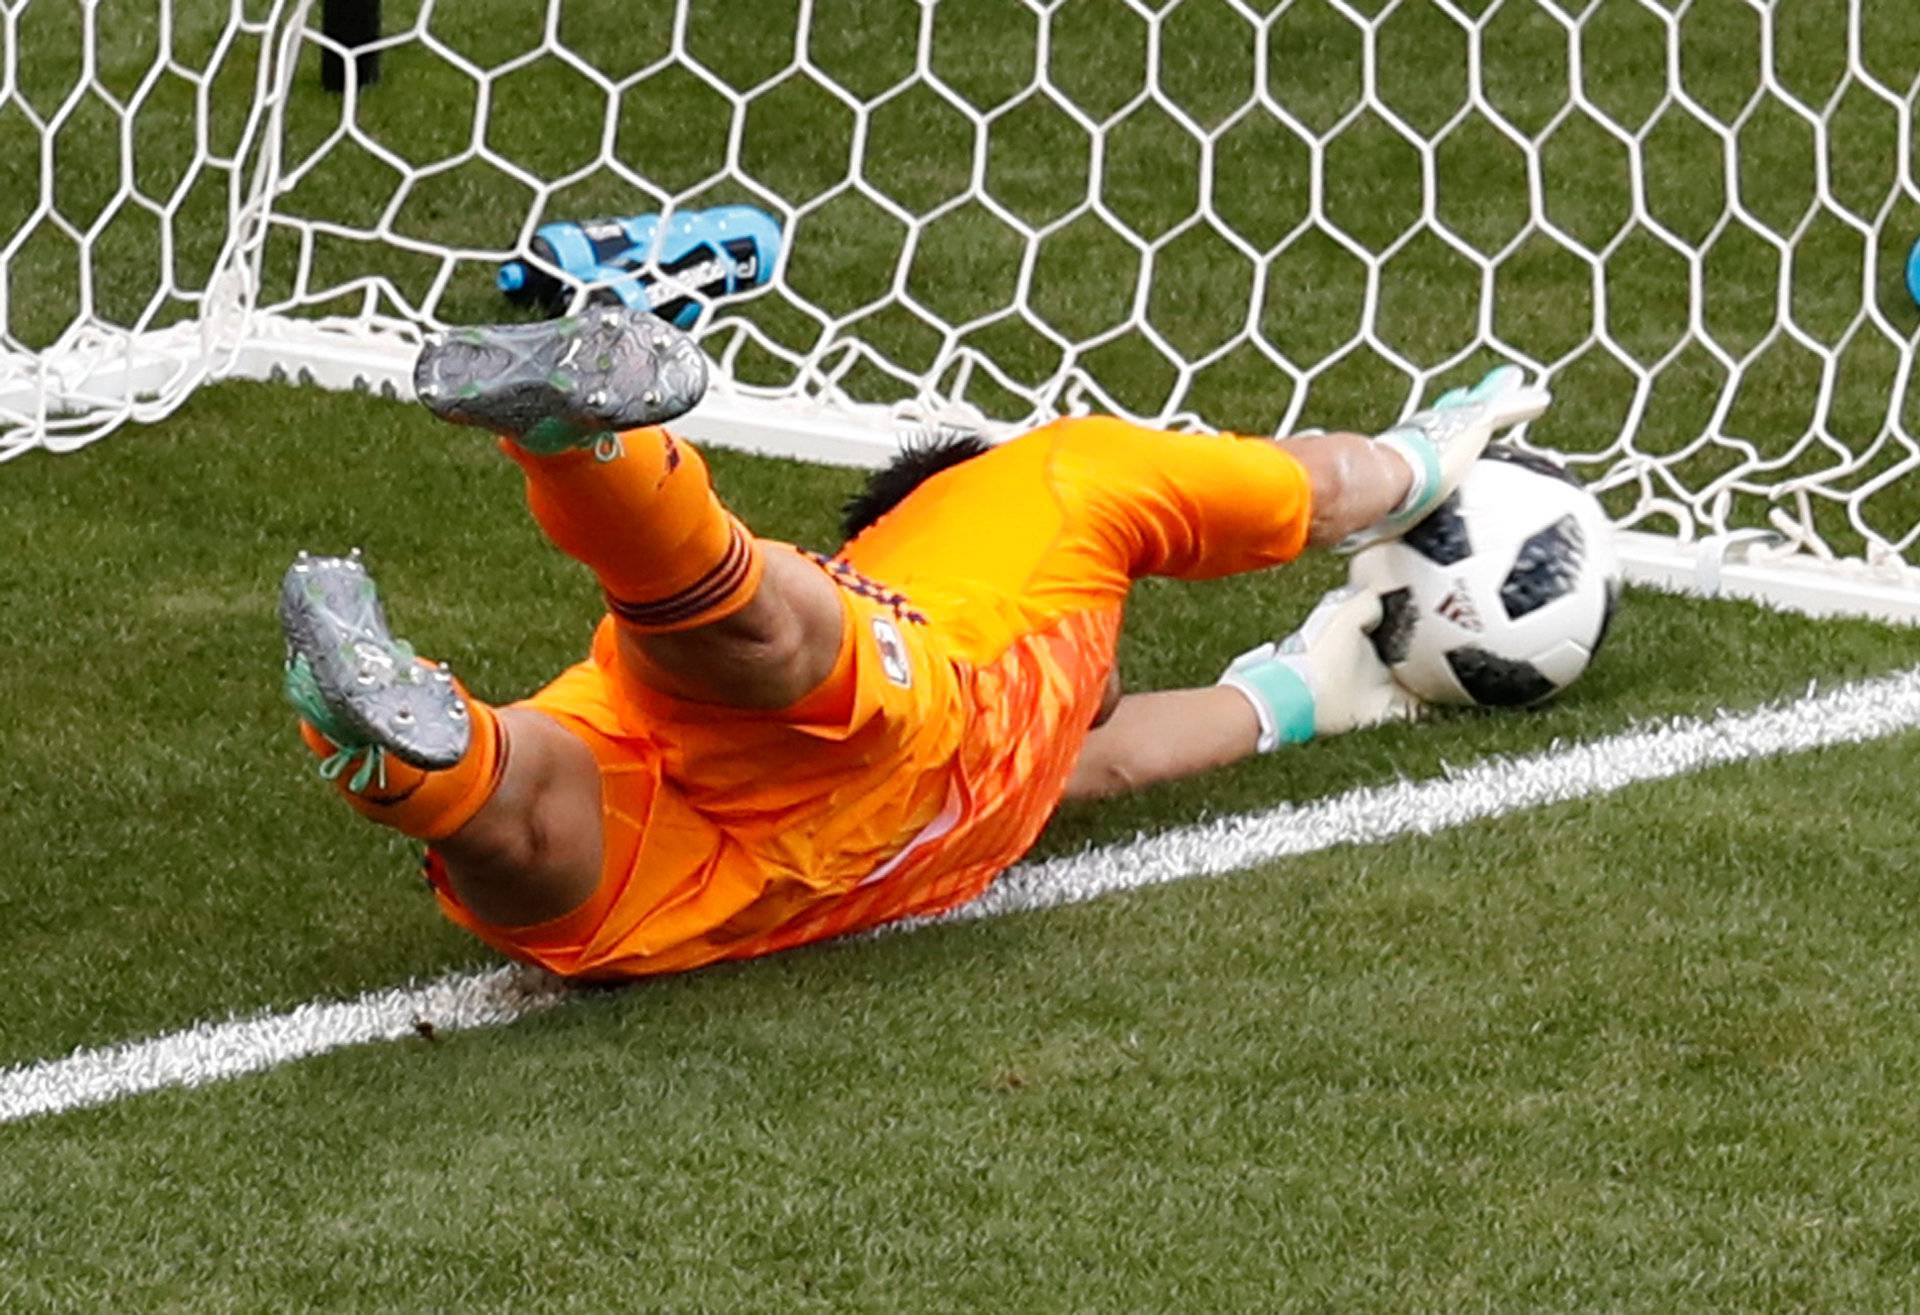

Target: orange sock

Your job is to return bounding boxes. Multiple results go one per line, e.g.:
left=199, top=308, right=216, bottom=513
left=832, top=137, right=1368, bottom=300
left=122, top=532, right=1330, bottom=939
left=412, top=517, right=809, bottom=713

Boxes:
left=507, top=427, right=765, bottom=633
left=299, top=697, right=506, bottom=842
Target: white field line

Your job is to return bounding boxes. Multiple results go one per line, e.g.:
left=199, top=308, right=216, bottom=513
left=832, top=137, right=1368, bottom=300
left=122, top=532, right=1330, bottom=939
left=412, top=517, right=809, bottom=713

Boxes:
left=7, top=668, right=1920, bottom=1126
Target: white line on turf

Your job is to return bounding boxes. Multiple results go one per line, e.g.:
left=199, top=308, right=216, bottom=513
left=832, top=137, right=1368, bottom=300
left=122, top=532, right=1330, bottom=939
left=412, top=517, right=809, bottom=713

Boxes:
left=0, top=967, right=570, bottom=1127
left=950, top=667, right=1920, bottom=923
left=7, top=668, right=1920, bottom=1126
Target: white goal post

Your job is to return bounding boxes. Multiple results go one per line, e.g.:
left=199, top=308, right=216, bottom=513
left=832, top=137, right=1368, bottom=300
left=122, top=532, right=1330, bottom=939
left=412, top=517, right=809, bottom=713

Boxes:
left=4, top=0, right=1919, bottom=622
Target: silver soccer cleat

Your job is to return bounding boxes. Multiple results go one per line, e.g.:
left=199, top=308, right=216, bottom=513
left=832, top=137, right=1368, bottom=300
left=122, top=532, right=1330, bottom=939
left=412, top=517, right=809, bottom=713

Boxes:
left=412, top=306, right=709, bottom=451
left=279, top=550, right=469, bottom=771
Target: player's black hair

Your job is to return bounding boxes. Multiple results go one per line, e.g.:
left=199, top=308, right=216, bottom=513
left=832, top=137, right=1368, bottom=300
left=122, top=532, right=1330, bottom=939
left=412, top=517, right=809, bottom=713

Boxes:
left=840, top=430, right=993, bottom=542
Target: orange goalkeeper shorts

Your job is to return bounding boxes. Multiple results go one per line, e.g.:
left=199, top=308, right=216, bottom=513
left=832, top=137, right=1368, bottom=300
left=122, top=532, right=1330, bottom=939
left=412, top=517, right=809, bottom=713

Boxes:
left=426, top=415, right=1314, bottom=978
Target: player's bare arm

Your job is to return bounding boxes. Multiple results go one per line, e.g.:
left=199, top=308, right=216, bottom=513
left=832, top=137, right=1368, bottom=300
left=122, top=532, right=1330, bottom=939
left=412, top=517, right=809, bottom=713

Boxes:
left=1273, top=431, right=1413, bottom=549
left=1063, top=686, right=1261, bottom=800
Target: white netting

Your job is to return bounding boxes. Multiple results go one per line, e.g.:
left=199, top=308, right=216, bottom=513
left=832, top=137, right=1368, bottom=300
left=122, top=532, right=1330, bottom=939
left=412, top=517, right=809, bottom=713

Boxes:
left=0, top=0, right=315, bottom=449
left=6, top=0, right=1920, bottom=580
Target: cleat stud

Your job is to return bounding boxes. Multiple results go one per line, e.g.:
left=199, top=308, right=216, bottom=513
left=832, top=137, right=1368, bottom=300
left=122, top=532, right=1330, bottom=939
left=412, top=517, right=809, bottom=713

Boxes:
left=393, top=708, right=414, bottom=726
left=432, top=667, right=453, bottom=684
left=448, top=703, right=467, bottom=721
left=643, top=390, right=660, bottom=406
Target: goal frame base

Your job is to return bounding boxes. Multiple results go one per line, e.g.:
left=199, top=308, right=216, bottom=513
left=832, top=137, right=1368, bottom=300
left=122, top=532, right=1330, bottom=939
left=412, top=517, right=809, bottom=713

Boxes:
left=9, top=314, right=1917, bottom=627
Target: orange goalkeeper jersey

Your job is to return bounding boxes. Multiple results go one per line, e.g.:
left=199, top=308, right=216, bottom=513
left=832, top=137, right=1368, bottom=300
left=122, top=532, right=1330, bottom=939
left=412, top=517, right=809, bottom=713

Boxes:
left=425, top=415, right=1313, bottom=978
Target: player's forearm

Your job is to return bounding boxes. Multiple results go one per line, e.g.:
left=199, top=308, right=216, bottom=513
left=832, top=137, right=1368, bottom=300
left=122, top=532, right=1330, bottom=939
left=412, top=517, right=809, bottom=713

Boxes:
left=1063, top=687, right=1262, bottom=801
left=1274, top=432, right=1415, bottom=549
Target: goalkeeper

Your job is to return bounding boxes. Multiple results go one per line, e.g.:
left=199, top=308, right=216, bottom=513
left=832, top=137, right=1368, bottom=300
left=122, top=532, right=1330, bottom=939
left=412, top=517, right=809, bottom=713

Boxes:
left=282, top=308, right=1548, bottom=979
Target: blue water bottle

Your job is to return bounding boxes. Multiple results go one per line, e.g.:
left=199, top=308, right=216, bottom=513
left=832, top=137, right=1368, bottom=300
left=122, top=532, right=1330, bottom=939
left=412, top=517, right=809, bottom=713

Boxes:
left=497, top=205, right=781, bottom=328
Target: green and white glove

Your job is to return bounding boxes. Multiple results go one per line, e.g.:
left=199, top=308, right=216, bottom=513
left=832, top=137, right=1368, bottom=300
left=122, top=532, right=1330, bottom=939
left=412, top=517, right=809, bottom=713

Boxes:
left=1340, top=364, right=1551, bottom=552
left=1217, top=585, right=1423, bottom=750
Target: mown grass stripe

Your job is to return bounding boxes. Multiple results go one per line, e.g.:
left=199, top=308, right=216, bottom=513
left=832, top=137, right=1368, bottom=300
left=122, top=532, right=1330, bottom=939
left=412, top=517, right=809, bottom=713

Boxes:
left=7, top=667, right=1920, bottom=1126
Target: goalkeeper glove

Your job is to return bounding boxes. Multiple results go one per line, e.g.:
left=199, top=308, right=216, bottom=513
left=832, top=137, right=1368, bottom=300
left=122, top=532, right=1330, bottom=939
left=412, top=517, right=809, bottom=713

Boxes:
left=1218, top=585, right=1423, bottom=750
left=1341, top=364, right=1551, bottom=552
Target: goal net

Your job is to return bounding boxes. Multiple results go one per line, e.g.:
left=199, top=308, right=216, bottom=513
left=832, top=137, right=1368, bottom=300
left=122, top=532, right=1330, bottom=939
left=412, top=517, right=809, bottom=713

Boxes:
left=5, top=0, right=1919, bottom=616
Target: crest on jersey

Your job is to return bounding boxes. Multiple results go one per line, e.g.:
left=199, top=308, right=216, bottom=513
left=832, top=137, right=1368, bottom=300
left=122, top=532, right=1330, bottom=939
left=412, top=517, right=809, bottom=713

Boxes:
left=871, top=616, right=912, bottom=687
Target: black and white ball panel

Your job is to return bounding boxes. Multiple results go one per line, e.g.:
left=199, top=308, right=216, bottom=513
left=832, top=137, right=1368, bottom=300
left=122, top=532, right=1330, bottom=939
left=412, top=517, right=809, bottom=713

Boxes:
left=1399, top=497, right=1473, bottom=567
left=1499, top=514, right=1585, bottom=620
left=1445, top=645, right=1562, bottom=707
left=1355, top=447, right=1618, bottom=707
left=1371, top=586, right=1419, bottom=665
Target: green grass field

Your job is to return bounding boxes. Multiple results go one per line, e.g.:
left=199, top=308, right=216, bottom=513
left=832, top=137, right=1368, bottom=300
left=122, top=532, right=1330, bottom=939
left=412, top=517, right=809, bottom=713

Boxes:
left=9, top=0, right=1920, bottom=1309
left=4, top=383, right=1920, bottom=1310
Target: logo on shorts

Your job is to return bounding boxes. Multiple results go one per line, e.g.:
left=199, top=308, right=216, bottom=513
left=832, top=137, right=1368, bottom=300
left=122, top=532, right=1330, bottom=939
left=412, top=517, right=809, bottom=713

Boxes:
left=871, top=616, right=912, bottom=688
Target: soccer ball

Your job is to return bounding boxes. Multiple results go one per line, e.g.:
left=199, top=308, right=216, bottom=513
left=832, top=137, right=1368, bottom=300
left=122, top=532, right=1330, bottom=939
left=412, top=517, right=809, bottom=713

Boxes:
left=1352, top=446, right=1621, bottom=707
